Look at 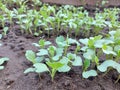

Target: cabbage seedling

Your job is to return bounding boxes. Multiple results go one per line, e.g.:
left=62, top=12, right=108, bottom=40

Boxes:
left=0, top=57, right=9, bottom=70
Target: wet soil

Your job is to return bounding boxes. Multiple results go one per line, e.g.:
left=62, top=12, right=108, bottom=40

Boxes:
left=0, top=28, right=120, bottom=90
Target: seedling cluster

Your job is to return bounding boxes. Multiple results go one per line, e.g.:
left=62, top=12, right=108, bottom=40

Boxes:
left=25, top=30, right=120, bottom=82
left=0, top=0, right=120, bottom=37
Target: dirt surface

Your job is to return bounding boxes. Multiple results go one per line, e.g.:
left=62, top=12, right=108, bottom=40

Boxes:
left=0, top=29, right=120, bottom=90
left=42, top=0, right=120, bottom=6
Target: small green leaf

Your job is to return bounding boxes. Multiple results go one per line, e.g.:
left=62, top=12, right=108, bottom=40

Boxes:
left=35, top=57, right=44, bottom=63
left=72, top=56, right=82, bottom=66
left=25, top=50, right=36, bottom=64
left=59, top=57, right=69, bottom=64
left=81, top=46, right=88, bottom=51
left=56, top=36, right=67, bottom=47
left=102, top=44, right=107, bottom=50
left=58, top=65, right=71, bottom=72
left=3, top=27, right=9, bottom=35
left=82, top=70, right=97, bottom=78
left=94, top=35, right=103, bottom=41
left=109, top=31, right=116, bottom=36
left=24, top=68, right=36, bottom=74
left=117, top=50, right=120, bottom=57
left=97, top=60, right=120, bottom=73
left=37, top=49, right=48, bottom=56
left=48, top=46, right=56, bottom=57
left=39, top=39, right=45, bottom=48
left=114, top=45, right=120, bottom=52
left=67, top=53, right=76, bottom=60
left=52, top=48, right=64, bottom=61
left=56, top=48, right=64, bottom=55
left=32, top=43, right=40, bottom=47
left=34, top=32, right=39, bottom=36
left=94, top=40, right=105, bottom=48
left=83, top=59, right=90, bottom=71
left=79, top=38, right=89, bottom=45
left=68, top=38, right=80, bottom=45
left=52, top=54, right=62, bottom=61
left=75, top=46, right=81, bottom=52
left=33, top=63, right=49, bottom=73
left=46, top=62, right=64, bottom=70
left=94, top=39, right=114, bottom=48
left=56, top=36, right=65, bottom=43
left=102, top=45, right=117, bottom=56
left=83, top=49, right=95, bottom=60
left=94, top=56, right=99, bottom=66
left=0, top=57, right=9, bottom=65
left=45, top=41, right=51, bottom=46
left=88, top=39, right=94, bottom=48
left=114, top=30, right=120, bottom=39
left=0, top=66, right=4, bottom=70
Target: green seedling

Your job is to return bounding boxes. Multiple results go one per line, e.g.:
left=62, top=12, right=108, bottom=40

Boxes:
left=33, top=39, right=51, bottom=48
left=97, top=60, right=120, bottom=83
left=25, top=50, right=44, bottom=64
left=0, top=15, right=8, bottom=28
left=24, top=33, right=120, bottom=82
left=46, top=62, right=64, bottom=81
left=82, top=70, right=98, bottom=78
left=1, top=1, right=120, bottom=37
left=79, top=35, right=103, bottom=68
left=25, top=36, right=82, bottom=81
left=24, top=63, right=49, bottom=80
left=25, top=50, right=36, bottom=64
left=7, top=10, right=15, bottom=27
left=15, top=14, right=27, bottom=34
left=0, top=57, right=9, bottom=70
left=3, top=27, right=9, bottom=36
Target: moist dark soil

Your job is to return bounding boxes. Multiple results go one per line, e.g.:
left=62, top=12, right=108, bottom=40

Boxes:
left=0, top=28, right=120, bottom=90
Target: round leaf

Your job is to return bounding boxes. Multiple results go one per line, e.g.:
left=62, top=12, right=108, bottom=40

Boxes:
left=46, top=62, right=64, bottom=70
left=37, top=49, right=48, bottom=56
left=0, top=66, right=4, bottom=70
left=24, top=68, right=36, bottom=74
left=0, top=57, right=9, bottom=65
left=82, top=70, right=97, bottom=78
left=79, top=38, right=89, bottom=45
left=72, top=56, right=82, bottom=66
left=33, top=63, right=49, bottom=73
left=97, top=60, right=120, bottom=73
left=25, top=50, right=36, bottom=63
left=102, top=46, right=117, bottom=56
left=83, top=49, right=95, bottom=60
left=58, top=65, right=71, bottom=72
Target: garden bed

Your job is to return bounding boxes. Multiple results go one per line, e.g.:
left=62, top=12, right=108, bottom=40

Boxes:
left=0, top=0, right=120, bottom=90
left=0, top=29, right=120, bottom=90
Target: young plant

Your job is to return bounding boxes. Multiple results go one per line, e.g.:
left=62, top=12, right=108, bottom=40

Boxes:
left=24, top=36, right=82, bottom=81
left=97, top=60, right=120, bottom=83
left=0, top=57, right=9, bottom=70
left=2, top=27, right=9, bottom=36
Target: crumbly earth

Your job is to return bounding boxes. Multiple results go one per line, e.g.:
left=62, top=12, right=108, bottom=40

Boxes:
left=0, top=29, right=120, bottom=90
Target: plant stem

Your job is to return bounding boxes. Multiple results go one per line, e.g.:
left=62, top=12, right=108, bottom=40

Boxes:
left=102, top=67, right=112, bottom=77
left=64, top=46, right=68, bottom=56
left=115, top=75, right=120, bottom=84
left=38, top=73, right=41, bottom=81
left=51, top=69, right=56, bottom=82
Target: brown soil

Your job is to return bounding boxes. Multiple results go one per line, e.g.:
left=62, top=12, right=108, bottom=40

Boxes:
left=0, top=28, right=120, bottom=90
left=42, top=0, right=120, bottom=6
